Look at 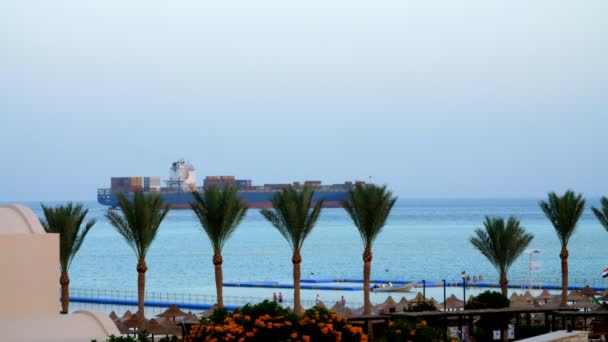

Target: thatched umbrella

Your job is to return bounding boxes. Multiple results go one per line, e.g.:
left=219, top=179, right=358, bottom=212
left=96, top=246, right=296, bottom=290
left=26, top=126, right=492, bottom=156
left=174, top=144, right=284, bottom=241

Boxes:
left=567, top=291, right=586, bottom=303
left=122, top=313, right=145, bottom=335
left=412, top=292, right=425, bottom=303
left=157, top=304, right=189, bottom=322
left=376, top=296, right=397, bottom=313
left=535, top=289, right=554, bottom=303
left=521, top=291, right=534, bottom=302
left=120, top=310, right=133, bottom=323
left=330, top=301, right=344, bottom=311
left=580, top=286, right=600, bottom=296
left=109, top=311, right=119, bottom=322
left=444, top=294, right=464, bottom=310
left=146, top=319, right=176, bottom=336
left=576, top=296, right=597, bottom=310
left=397, top=297, right=409, bottom=310
left=596, top=293, right=608, bottom=302
left=178, top=313, right=200, bottom=325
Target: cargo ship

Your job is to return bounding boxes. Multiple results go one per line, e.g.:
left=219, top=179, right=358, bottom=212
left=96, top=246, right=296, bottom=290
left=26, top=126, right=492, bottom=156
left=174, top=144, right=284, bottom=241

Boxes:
left=97, top=160, right=365, bottom=209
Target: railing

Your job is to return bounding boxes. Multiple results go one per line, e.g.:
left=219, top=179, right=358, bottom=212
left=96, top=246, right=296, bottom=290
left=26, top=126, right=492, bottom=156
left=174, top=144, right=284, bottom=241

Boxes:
left=69, top=288, right=362, bottom=315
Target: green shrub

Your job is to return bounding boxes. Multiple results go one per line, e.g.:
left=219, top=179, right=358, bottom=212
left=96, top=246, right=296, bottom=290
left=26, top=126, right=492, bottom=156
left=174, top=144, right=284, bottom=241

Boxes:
left=237, top=299, right=291, bottom=319
left=404, top=299, right=437, bottom=312
left=464, top=291, right=509, bottom=309
left=384, top=319, right=447, bottom=342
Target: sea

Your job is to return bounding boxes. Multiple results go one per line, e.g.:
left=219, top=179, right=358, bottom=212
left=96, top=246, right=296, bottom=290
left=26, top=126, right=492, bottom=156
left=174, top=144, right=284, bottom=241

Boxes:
left=8, top=198, right=608, bottom=311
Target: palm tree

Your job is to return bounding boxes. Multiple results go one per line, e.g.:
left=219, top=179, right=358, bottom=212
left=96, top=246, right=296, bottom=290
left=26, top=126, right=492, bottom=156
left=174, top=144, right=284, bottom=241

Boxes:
left=105, top=192, right=171, bottom=327
left=191, top=185, right=248, bottom=308
left=539, top=191, right=585, bottom=307
left=470, top=216, right=533, bottom=296
left=40, top=202, right=96, bottom=314
left=341, top=184, right=397, bottom=315
left=592, top=197, right=608, bottom=231
left=260, top=186, right=323, bottom=315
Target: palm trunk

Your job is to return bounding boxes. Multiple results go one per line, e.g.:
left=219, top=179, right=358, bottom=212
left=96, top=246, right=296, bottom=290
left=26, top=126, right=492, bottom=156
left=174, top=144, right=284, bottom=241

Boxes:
left=137, top=259, right=147, bottom=329
left=560, top=247, right=569, bottom=307
left=499, top=272, right=508, bottom=297
left=60, top=272, right=70, bottom=314
left=363, top=249, right=372, bottom=315
left=292, top=252, right=302, bottom=315
left=213, top=251, right=224, bottom=308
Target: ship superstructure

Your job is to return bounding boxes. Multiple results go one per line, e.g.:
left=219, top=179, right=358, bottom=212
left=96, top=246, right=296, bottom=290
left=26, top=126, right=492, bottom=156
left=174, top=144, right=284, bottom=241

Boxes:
left=98, top=160, right=364, bottom=209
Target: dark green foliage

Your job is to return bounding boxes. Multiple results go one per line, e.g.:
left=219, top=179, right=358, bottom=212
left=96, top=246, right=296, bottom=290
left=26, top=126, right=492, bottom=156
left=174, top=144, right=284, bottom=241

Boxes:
left=539, top=191, right=585, bottom=248
left=341, top=184, right=398, bottom=251
left=384, top=319, right=441, bottom=342
left=206, top=307, right=231, bottom=324
left=40, top=202, right=96, bottom=273
left=236, top=299, right=291, bottom=319
left=592, top=197, right=608, bottom=231
left=190, top=185, right=248, bottom=252
left=106, top=335, right=137, bottom=342
left=105, top=192, right=171, bottom=260
left=260, top=185, right=323, bottom=254
left=465, top=291, right=510, bottom=309
left=470, top=216, right=533, bottom=287
left=136, top=331, right=151, bottom=342
left=404, top=299, right=438, bottom=312
left=304, top=305, right=333, bottom=320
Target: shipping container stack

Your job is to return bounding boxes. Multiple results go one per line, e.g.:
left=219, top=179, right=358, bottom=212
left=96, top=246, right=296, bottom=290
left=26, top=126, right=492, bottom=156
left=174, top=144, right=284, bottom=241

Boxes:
left=304, top=180, right=322, bottom=189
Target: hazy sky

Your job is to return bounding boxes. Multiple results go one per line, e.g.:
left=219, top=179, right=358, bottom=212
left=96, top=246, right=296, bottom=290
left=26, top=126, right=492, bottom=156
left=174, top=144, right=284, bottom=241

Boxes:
left=1, top=1, right=607, bottom=201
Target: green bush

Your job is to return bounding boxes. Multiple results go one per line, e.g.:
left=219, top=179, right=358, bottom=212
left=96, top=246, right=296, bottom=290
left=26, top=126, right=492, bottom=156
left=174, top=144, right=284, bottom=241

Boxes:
left=404, top=299, right=437, bottom=312
left=237, top=299, right=291, bottom=319
left=383, top=319, right=447, bottom=342
left=464, top=291, right=509, bottom=309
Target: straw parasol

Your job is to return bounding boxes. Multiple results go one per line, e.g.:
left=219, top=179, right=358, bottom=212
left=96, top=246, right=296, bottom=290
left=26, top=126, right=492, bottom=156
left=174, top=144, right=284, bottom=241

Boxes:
left=199, top=304, right=219, bottom=318
left=331, top=301, right=344, bottom=311
left=444, top=294, right=464, bottom=310
left=146, top=319, right=176, bottom=336
left=158, top=304, right=189, bottom=322
left=376, top=296, right=397, bottom=313
left=122, top=313, right=145, bottom=331
left=535, top=289, right=554, bottom=303
left=567, top=291, right=586, bottom=303
left=412, top=292, right=425, bottom=302
left=596, top=293, right=608, bottom=302
left=109, top=311, right=119, bottom=322
left=397, top=296, right=409, bottom=309
left=522, top=291, right=534, bottom=302
left=580, top=286, right=600, bottom=296
left=120, top=310, right=133, bottom=323
left=180, top=313, right=200, bottom=325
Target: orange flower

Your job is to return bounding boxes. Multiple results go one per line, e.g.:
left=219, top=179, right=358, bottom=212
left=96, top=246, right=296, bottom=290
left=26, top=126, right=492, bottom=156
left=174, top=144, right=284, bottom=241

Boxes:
left=302, top=336, right=311, bottom=342
left=290, top=332, right=298, bottom=339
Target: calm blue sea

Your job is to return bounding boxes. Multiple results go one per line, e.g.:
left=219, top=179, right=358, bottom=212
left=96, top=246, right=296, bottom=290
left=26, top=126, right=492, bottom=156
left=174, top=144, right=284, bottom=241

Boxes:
left=13, top=198, right=608, bottom=295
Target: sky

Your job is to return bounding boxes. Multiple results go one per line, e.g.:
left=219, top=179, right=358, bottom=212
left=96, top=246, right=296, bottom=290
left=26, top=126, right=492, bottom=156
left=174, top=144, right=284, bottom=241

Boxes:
left=1, top=0, right=607, bottom=201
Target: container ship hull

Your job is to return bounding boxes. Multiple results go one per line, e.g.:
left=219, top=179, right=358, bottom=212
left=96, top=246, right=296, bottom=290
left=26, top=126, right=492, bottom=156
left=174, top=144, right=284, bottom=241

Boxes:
left=98, top=190, right=347, bottom=209
left=98, top=160, right=362, bottom=209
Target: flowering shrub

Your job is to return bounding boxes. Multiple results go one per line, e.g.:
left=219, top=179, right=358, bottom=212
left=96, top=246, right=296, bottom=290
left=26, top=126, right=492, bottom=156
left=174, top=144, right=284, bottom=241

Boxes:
left=185, top=301, right=367, bottom=342
left=384, top=319, right=451, bottom=342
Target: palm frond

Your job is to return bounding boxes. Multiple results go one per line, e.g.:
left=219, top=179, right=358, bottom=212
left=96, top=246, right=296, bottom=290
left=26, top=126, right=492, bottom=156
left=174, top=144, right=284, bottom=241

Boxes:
left=105, top=192, right=171, bottom=260
left=191, top=185, right=248, bottom=252
left=260, top=186, right=323, bottom=253
left=342, top=184, right=397, bottom=251
left=539, top=191, right=585, bottom=248
left=39, top=202, right=96, bottom=272
left=592, top=197, right=608, bottom=232
left=470, top=216, right=533, bottom=275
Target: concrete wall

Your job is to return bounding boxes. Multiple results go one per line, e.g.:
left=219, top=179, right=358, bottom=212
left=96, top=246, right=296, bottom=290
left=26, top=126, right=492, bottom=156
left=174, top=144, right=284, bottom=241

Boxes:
left=0, top=205, right=59, bottom=317
left=0, top=310, right=121, bottom=342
